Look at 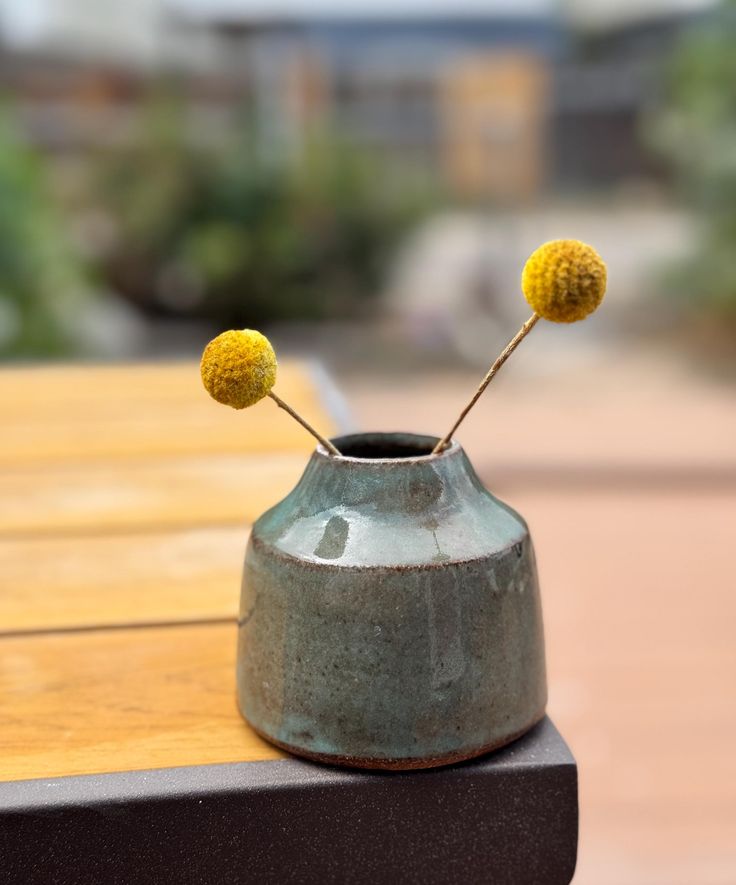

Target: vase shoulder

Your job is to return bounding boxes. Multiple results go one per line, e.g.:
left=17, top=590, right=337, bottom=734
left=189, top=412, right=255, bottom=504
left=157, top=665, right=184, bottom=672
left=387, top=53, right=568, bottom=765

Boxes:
left=251, top=432, right=527, bottom=568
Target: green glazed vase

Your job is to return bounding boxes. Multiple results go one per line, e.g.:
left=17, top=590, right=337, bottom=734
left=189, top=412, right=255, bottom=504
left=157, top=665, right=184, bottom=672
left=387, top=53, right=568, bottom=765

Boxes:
left=237, top=432, right=547, bottom=769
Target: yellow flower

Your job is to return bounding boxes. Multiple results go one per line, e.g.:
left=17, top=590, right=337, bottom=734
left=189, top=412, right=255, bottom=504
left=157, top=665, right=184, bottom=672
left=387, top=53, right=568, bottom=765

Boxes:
left=522, top=239, right=607, bottom=323
left=200, top=329, right=277, bottom=409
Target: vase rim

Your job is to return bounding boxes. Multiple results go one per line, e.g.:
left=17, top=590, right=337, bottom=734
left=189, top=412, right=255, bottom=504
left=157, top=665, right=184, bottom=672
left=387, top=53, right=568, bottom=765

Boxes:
left=316, top=431, right=460, bottom=464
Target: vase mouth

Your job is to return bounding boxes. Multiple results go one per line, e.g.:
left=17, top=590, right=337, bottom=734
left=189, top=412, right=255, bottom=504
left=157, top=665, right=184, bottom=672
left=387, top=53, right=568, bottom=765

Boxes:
left=317, top=432, right=459, bottom=463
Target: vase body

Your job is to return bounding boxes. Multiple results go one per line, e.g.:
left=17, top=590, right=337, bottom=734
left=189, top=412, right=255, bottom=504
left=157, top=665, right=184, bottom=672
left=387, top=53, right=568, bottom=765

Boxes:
left=237, top=432, right=546, bottom=769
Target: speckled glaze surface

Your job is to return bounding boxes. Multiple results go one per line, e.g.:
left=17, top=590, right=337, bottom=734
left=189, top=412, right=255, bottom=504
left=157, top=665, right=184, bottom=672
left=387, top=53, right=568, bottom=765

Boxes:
left=237, top=432, right=547, bottom=770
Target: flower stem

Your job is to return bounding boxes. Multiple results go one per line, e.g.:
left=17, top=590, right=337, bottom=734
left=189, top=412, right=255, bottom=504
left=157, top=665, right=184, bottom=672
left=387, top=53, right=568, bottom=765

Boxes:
left=432, top=313, right=540, bottom=455
left=268, top=391, right=342, bottom=456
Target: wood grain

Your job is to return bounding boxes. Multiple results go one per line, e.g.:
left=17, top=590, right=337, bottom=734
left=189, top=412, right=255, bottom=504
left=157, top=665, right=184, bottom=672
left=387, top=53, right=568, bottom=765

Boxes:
left=0, top=527, right=244, bottom=632
left=0, top=623, right=285, bottom=782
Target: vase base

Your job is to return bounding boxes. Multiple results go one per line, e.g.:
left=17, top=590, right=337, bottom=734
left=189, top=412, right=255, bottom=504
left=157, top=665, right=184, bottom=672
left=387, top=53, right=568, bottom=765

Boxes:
left=246, top=712, right=546, bottom=771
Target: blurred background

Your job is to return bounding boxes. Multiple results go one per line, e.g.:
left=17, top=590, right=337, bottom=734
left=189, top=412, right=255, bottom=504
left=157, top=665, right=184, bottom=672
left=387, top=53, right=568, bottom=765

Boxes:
left=0, top=0, right=734, bottom=883
left=1, top=0, right=735, bottom=370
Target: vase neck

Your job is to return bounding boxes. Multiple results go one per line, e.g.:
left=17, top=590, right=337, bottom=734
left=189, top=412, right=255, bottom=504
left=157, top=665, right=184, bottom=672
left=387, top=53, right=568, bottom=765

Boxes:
left=299, top=432, right=484, bottom=514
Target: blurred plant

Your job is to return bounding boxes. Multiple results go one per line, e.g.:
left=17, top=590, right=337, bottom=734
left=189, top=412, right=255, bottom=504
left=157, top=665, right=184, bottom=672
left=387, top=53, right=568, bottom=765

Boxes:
left=0, top=106, right=93, bottom=357
left=650, top=0, right=736, bottom=336
left=92, top=97, right=435, bottom=327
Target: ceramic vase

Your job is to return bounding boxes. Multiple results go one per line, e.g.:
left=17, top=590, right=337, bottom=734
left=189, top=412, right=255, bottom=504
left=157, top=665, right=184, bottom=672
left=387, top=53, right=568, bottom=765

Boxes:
left=237, top=432, right=546, bottom=770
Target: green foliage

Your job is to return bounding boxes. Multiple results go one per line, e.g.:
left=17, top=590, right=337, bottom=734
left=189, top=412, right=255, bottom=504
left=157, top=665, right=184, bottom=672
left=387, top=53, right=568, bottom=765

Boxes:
left=652, top=1, right=736, bottom=323
left=94, top=99, right=435, bottom=328
left=0, top=108, right=92, bottom=357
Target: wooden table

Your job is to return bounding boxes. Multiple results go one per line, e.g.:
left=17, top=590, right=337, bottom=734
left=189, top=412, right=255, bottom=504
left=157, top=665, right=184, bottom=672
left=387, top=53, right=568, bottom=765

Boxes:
left=0, top=362, right=577, bottom=884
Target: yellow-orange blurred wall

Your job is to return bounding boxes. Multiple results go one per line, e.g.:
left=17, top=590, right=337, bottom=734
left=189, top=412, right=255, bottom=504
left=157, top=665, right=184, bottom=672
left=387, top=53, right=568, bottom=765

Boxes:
left=439, top=52, right=549, bottom=201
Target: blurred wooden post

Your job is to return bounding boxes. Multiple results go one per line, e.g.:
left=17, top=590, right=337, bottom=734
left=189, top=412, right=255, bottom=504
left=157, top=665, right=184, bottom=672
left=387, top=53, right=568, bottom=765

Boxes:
left=281, top=50, right=330, bottom=156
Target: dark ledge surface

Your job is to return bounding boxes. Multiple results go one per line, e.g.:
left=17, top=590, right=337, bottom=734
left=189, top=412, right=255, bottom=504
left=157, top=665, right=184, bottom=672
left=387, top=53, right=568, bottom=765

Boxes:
left=0, top=716, right=577, bottom=885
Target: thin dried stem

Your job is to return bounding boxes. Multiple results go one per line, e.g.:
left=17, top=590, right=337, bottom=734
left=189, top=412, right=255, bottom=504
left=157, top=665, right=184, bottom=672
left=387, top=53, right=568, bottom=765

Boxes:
left=432, top=313, right=540, bottom=455
left=268, top=391, right=342, bottom=456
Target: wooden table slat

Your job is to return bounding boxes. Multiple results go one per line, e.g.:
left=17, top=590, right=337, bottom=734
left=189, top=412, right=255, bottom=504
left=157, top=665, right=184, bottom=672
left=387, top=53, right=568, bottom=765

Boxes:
left=0, top=527, right=244, bottom=633
left=0, top=454, right=309, bottom=536
left=0, top=623, right=285, bottom=782
left=0, top=362, right=337, bottom=465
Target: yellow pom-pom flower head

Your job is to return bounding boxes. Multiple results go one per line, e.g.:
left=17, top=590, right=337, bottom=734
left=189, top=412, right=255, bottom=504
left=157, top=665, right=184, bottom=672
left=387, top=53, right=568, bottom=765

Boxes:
left=522, top=239, right=607, bottom=323
left=200, top=329, right=277, bottom=409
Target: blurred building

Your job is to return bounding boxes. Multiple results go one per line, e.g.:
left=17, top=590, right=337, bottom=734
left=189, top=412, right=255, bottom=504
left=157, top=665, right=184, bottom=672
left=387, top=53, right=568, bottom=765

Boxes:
left=0, top=0, right=718, bottom=194
left=209, top=15, right=562, bottom=199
